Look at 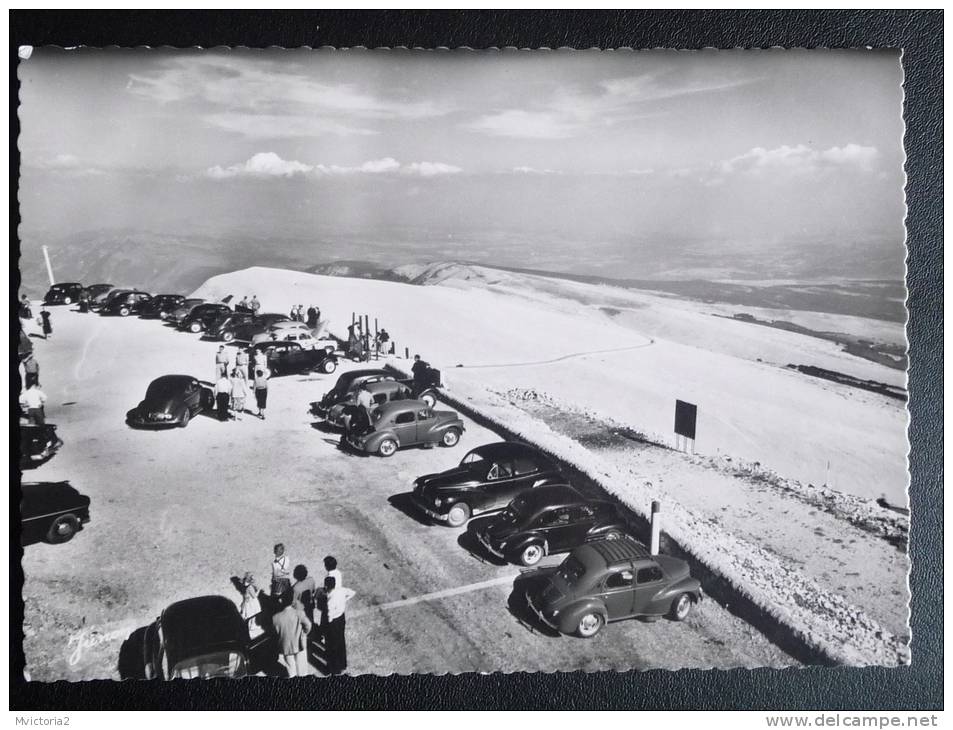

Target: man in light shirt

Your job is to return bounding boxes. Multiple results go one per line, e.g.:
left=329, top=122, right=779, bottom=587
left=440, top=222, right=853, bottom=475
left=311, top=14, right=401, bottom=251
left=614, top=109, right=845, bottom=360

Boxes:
left=323, top=576, right=355, bottom=675
left=271, top=543, right=291, bottom=597
left=20, top=384, right=47, bottom=425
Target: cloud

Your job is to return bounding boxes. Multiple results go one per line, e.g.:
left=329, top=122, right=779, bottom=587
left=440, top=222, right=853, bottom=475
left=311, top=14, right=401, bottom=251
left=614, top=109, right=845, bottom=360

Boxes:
left=207, top=152, right=313, bottom=179
left=207, top=153, right=461, bottom=180
left=26, top=153, right=106, bottom=177
left=466, top=110, right=577, bottom=140
left=511, top=166, right=562, bottom=175
left=129, top=56, right=451, bottom=139
left=720, top=143, right=880, bottom=176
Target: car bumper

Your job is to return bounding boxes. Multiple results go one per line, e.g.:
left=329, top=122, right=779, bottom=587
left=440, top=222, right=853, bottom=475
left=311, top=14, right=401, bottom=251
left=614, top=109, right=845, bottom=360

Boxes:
left=126, top=411, right=181, bottom=428
left=476, top=531, right=505, bottom=558
left=525, top=592, right=558, bottom=630
left=411, top=494, right=450, bottom=523
left=31, top=437, right=64, bottom=461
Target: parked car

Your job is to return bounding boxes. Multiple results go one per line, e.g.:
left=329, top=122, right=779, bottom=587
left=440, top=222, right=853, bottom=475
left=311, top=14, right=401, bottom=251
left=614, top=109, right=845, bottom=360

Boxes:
left=42, top=282, right=84, bottom=305
left=224, top=313, right=291, bottom=343
left=101, top=290, right=154, bottom=317
left=251, top=330, right=337, bottom=353
left=81, top=283, right=114, bottom=301
left=310, top=369, right=395, bottom=418
left=165, top=298, right=205, bottom=324
left=205, top=311, right=255, bottom=341
left=324, top=380, right=415, bottom=428
left=523, top=539, right=702, bottom=638
left=126, top=374, right=212, bottom=428
left=19, top=423, right=64, bottom=470
left=139, top=294, right=185, bottom=319
left=473, top=485, right=628, bottom=566
left=251, top=340, right=338, bottom=376
left=90, top=288, right=134, bottom=312
left=178, top=303, right=232, bottom=333
left=21, top=481, right=91, bottom=545
left=346, top=400, right=464, bottom=457
left=412, top=441, right=566, bottom=527
left=141, top=595, right=273, bottom=680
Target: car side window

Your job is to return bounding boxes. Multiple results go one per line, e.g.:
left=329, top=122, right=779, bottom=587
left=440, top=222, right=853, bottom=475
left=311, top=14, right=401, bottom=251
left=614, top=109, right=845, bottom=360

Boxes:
left=373, top=394, right=387, bottom=405
left=605, top=570, right=634, bottom=590
left=574, top=506, right=594, bottom=520
left=637, top=565, right=664, bottom=584
left=513, top=456, right=538, bottom=476
left=394, top=412, right=415, bottom=425
left=418, top=409, right=433, bottom=420
left=491, top=460, right=514, bottom=479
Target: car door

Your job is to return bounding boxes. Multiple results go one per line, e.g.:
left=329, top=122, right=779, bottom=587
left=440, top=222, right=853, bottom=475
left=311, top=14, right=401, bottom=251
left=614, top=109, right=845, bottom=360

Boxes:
left=415, top=408, right=437, bottom=443
left=184, top=380, right=200, bottom=412
left=391, top=410, right=417, bottom=445
left=483, top=459, right=522, bottom=509
left=541, top=507, right=582, bottom=551
left=597, top=568, right=636, bottom=620
left=632, top=562, right=666, bottom=615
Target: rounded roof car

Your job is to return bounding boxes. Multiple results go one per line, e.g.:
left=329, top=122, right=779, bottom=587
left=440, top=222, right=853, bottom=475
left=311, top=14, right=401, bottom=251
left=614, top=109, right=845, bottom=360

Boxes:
left=126, top=374, right=210, bottom=428
left=325, top=379, right=415, bottom=427
left=523, top=539, right=702, bottom=638
left=346, top=399, right=465, bottom=457
left=43, top=282, right=84, bottom=305
left=21, top=481, right=91, bottom=545
left=474, top=484, right=627, bottom=566
left=411, top=441, right=565, bottom=527
left=311, top=368, right=396, bottom=415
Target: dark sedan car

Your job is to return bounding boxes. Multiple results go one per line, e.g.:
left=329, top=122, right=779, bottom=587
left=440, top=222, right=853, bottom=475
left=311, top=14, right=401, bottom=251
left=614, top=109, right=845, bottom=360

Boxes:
left=21, top=481, right=91, bottom=545
left=90, top=288, right=134, bottom=312
left=225, top=313, right=291, bottom=343
left=81, top=283, right=114, bottom=301
left=178, top=303, right=232, bottom=333
left=346, top=400, right=463, bottom=457
left=139, top=294, right=185, bottom=319
left=43, top=282, right=84, bottom=305
left=206, top=311, right=255, bottom=341
left=165, top=298, right=205, bottom=324
left=310, top=368, right=395, bottom=418
left=473, top=485, right=628, bottom=566
left=101, top=290, right=153, bottom=316
left=142, top=595, right=273, bottom=680
left=126, top=375, right=211, bottom=428
left=19, top=423, right=64, bottom=470
left=523, top=539, right=702, bottom=638
left=252, top=340, right=337, bottom=376
left=412, top=441, right=566, bottom=527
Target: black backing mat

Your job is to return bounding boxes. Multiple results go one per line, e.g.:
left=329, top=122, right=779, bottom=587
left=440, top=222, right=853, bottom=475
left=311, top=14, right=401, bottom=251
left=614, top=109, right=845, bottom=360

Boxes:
left=9, top=9, right=943, bottom=711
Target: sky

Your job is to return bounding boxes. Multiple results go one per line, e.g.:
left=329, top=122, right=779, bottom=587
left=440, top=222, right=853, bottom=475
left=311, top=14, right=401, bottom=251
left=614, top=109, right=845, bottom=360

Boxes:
left=18, top=48, right=906, bottom=280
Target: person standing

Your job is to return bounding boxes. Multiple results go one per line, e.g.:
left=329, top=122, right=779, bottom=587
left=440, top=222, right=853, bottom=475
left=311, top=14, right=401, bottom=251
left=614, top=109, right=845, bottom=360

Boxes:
left=272, top=589, right=312, bottom=678
left=323, top=576, right=355, bottom=675
left=289, top=304, right=298, bottom=321
left=239, top=572, right=260, bottom=619
left=271, top=543, right=291, bottom=596
left=356, top=382, right=375, bottom=421
left=19, top=295, right=32, bottom=320
left=250, top=295, right=261, bottom=317
left=215, top=346, right=230, bottom=379
left=306, top=306, right=317, bottom=329
left=23, top=353, right=40, bottom=388
left=214, top=373, right=232, bottom=422
left=19, top=384, right=47, bottom=425
left=254, top=368, right=270, bottom=420
left=235, top=347, right=250, bottom=381
left=39, top=309, right=52, bottom=339
left=230, top=368, right=248, bottom=420
left=292, top=564, right=317, bottom=626
left=237, top=295, right=250, bottom=314
left=324, top=556, right=342, bottom=589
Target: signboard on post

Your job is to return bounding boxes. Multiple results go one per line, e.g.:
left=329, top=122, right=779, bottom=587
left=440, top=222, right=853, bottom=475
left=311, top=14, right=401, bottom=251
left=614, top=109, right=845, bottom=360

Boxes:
left=674, top=399, right=697, bottom=452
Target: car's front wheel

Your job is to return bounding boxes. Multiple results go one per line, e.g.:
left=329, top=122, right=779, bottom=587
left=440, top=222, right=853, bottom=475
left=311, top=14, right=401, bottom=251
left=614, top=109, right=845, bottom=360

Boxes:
left=47, top=514, right=79, bottom=543
left=222, top=331, right=234, bottom=342
left=119, top=307, right=130, bottom=317
left=670, top=593, right=694, bottom=622
left=321, top=358, right=337, bottom=374
left=576, top=612, right=605, bottom=638
left=441, top=428, right=461, bottom=447
left=179, top=408, right=190, bottom=428
left=519, top=542, right=545, bottom=566
left=189, top=322, right=202, bottom=333
left=63, top=297, right=72, bottom=305
left=377, top=438, right=398, bottom=457
left=445, top=502, right=471, bottom=527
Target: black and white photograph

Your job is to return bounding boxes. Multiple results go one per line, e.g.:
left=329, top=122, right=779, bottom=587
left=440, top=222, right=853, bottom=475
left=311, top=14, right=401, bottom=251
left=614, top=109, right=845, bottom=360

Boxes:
left=16, top=45, right=913, bottom=683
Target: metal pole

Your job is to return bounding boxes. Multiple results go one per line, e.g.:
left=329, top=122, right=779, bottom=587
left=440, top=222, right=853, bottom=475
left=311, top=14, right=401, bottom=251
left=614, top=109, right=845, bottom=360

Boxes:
left=41, top=246, right=55, bottom=286
left=405, top=346, right=409, bottom=359
left=650, top=500, right=661, bottom=555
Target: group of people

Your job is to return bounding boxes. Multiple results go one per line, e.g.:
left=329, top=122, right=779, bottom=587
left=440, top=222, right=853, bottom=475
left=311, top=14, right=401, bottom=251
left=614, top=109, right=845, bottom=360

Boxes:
left=235, top=295, right=262, bottom=316
left=239, top=544, right=355, bottom=677
left=213, top=345, right=271, bottom=421
left=288, top=304, right=322, bottom=329
left=20, top=295, right=52, bottom=339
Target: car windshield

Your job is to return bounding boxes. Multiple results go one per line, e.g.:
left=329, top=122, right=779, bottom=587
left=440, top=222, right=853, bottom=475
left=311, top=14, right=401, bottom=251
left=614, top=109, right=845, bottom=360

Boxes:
left=555, top=555, right=586, bottom=585
left=171, top=652, right=246, bottom=679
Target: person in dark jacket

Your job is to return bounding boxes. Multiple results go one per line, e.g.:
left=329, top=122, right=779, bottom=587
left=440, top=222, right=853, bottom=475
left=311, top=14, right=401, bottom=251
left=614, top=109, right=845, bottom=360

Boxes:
left=19, top=295, right=32, bottom=320
left=306, top=306, right=318, bottom=329
left=23, top=353, right=40, bottom=388
left=40, top=309, right=52, bottom=339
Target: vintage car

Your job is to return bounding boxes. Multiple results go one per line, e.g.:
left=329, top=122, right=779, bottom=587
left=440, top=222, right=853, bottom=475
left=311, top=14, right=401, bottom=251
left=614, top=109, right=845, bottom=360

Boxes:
left=523, top=539, right=702, bottom=637
left=139, top=294, right=185, bottom=319
left=346, top=400, right=464, bottom=457
left=251, top=324, right=338, bottom=353
left=205, top=311, right=255, bottom=341
left=412, top=441, right=566, bottom=527
left=223, top=312, right=291, bottom=343
left=141, top=595, right=272, bottom=680
left=100, top=290, right=153, bottom=316
left=324, top=379, right=415, bottom=428
left=251, top=340, right=338, bottom=376
left=21, top=481, right=91, bottom=545
left=19, top=423, right=64, bottom=470
left=81, top=283, right=114, bottom=301
left=178, top=303, right=232, bottom=333
left=164, top=298, right=205, bottom=323
left=473, top=485, right=628, bottom=566
left=126, top=374, right=212, bottom=428
left=42, top=282, right=84, bottom=305
left=310, top=368, right=396, bottom=418
left=90, top=287, right=137, bottom=312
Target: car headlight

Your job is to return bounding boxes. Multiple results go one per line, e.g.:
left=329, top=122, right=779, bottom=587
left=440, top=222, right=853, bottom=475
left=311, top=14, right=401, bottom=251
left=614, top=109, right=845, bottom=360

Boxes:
left=434, top=498, right=443, bottom=507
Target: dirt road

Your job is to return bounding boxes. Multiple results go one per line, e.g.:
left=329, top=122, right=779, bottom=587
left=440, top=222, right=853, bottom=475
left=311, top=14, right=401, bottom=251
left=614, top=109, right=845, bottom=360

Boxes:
left=20, top=308, right=793, bottom=680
